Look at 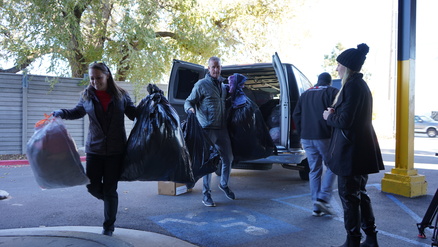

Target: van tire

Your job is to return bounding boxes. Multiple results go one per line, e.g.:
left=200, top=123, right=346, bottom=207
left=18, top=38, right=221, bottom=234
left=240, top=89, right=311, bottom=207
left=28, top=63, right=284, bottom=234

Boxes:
left=215, top=163, right=222, bottom=176
left=298, top=159, right=310, bottom=181
left=427, top=128, right=437, bottom=137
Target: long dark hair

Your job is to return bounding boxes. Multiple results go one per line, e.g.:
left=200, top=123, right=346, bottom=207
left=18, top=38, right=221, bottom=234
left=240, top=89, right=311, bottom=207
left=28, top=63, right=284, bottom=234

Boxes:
left=88, top=62, right=127, bottom=100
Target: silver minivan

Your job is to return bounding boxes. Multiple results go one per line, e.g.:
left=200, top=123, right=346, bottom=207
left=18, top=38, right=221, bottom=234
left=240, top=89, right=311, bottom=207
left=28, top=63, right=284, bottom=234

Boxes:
left=415, top=115, right=438, bottom=138
left=167, top=53, right=312, bottom=180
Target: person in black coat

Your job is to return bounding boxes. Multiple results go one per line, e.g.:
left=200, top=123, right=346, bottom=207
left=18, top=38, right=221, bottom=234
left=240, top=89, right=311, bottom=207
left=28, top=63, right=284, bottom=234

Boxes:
left=323, top=44, right=384, bottom=247
left=53, top=61, right=137, bottom=236
left=293, top=72, right=339, bottom=217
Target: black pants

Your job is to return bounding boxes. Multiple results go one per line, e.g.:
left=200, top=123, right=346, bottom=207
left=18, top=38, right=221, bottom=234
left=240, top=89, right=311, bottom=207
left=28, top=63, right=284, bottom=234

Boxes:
left=338, top=175, right=376, bottom=237
left=86, top=154, right=123, bottom=232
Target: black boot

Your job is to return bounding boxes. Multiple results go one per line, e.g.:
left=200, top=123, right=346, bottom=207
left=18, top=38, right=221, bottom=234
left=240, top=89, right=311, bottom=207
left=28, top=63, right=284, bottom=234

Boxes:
left=86, top=184, right=104, bottom=200
left=332, top=235, right=361, bottom=247
left=360, top=230, right=379, bottom=247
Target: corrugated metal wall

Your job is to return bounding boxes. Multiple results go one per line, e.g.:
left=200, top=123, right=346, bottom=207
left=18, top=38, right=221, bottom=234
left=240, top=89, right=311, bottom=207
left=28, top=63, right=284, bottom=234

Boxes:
left=0, top=73, right=23, bottom=154
left=0, top=73, right=167, bottom=155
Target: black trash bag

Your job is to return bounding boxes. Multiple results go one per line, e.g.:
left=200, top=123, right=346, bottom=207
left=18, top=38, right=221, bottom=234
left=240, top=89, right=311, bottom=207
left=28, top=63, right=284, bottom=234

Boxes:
left=181, top=112, right=220, bottom=182
left=266, top=105, right=281, bottom=128
left=26, top=115, right=89, bottom=189
left=227, top=97, right=277, bottom=162
left=120, top=84, right=194, bottom=183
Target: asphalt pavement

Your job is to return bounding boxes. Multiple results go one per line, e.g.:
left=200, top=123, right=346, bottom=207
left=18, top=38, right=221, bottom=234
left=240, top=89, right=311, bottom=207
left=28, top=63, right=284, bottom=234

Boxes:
left=0, top=136, right=437, bottom=247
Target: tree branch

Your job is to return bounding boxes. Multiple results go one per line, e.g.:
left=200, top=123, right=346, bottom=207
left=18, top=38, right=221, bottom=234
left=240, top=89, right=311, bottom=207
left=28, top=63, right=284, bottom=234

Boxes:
left=155, top=31, right=175, bottom=39
left=0, top=57, right=36, bottom=74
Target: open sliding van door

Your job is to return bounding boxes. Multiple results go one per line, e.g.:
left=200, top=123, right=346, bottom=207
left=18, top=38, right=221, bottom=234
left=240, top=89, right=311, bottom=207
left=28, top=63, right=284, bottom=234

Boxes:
left=272, top=53, right=309, bottom=180
left=272, top=52, right=290, bottom=150
left=167, top=59, right=206, bottom=120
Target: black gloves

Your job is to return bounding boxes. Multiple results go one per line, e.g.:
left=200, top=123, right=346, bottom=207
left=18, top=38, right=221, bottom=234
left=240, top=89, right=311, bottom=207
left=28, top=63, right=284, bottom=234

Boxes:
left=52, top=110, right=64, bottom=118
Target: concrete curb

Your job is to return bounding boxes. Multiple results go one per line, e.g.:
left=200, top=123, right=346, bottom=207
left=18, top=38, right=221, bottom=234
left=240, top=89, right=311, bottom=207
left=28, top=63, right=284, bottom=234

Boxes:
left=0, top=229, right=133, bottom=247
left=0, top=156, right=86, bottom=166
left=0, top=226, right=198, bottom=247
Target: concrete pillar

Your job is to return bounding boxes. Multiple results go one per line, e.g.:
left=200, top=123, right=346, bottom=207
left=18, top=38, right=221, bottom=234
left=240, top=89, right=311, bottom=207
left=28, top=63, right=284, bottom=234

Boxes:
left=381, top=0, right=427, bottom=197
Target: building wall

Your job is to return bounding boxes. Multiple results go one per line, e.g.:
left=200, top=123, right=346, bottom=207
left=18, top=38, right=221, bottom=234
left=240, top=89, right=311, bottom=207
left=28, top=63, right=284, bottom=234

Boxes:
left=0, top=73, right=167, bottom=155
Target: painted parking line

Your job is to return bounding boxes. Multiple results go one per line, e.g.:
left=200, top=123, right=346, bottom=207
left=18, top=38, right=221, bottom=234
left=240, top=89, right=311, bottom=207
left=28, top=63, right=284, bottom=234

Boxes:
left=149, top=206, right=301, bottom=247
left=272, top=183, right=430, bottom=247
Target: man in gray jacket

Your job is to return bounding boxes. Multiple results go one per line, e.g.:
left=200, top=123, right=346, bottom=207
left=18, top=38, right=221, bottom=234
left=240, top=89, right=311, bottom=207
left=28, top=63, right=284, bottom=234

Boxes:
left=185, top=56, right=235, bottom=207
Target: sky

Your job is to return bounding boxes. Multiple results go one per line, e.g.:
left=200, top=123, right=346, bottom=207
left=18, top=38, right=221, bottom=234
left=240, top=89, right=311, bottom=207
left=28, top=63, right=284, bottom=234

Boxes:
left=1, top=0, right=436, bottom=133
left=270, top=0, right=438, bottom=136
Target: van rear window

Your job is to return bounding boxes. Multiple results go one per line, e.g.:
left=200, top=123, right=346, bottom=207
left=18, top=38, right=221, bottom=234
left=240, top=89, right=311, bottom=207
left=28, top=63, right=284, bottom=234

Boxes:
left=175, top=68, right=201, bottom=100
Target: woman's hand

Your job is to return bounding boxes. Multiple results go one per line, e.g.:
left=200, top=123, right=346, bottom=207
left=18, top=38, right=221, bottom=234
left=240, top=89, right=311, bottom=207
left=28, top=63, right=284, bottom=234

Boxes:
left=323, top=107, right=334, bottom=120
left=52, top=110, right=64, bottom=118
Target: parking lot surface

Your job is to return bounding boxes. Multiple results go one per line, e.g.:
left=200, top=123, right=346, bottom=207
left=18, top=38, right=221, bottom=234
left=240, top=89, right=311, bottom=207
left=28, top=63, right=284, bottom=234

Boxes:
left=0, top=137, right=437, bottom=247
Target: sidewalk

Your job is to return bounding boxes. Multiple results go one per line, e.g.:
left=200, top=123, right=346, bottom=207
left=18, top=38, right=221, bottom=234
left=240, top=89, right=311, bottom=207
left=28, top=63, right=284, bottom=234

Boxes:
left=0, top=226, right=198, bottom=247
left=0, top=157, right=198, bottom=247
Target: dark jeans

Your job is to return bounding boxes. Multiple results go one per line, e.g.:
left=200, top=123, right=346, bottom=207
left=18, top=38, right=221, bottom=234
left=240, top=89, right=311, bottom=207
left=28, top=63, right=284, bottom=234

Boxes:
left=86, top=154, right=123, bottom=232
left=337, top=175, right=376, bottom=237
left=202, top=128, right=233, bottom=194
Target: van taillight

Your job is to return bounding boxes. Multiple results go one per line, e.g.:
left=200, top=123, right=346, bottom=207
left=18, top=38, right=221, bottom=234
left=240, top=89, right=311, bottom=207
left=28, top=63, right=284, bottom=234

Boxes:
left=291, top=119, right=296, bottom=131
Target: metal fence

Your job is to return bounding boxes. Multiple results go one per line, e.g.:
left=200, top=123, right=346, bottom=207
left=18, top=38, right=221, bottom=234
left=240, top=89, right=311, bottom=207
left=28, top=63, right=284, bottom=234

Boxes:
left=432, top=111, right=438, bottom=121
left=0, top=72, right=167, bottom=155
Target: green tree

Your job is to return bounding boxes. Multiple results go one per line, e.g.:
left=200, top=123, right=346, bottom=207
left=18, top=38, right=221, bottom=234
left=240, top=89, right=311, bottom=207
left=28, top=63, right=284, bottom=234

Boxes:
left=322, top=42, right=345, bottom=78
left=1, top=0, right=304, bottom=88
left=323, top=42, right=372, bottom=81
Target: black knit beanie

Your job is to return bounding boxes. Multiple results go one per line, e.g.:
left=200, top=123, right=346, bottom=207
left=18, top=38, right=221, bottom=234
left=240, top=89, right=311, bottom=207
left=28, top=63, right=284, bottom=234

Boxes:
left=316, top=72, right=332, bottom=86
left=336, top=43, right=370, bottom=71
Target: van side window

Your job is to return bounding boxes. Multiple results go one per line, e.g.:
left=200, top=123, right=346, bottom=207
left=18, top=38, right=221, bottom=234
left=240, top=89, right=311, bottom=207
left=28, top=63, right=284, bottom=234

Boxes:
left=292, top=67, right=312, bottom=93
left=175, top=68, right=201, bottom=100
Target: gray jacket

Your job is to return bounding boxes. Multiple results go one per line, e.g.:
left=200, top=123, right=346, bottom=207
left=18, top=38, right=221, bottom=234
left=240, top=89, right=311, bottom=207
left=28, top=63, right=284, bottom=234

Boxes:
left=184, top=73, right=228, bottom=129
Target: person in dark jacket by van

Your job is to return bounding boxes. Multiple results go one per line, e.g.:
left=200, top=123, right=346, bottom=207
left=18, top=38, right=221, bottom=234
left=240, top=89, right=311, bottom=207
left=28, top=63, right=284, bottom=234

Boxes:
left=293, top=72, right=339, bottom=217
left=185, top=56, right=235, bottom=207
left=53, top=61, right=137, bottom=236
left=323, top=44, right=384, bottom=247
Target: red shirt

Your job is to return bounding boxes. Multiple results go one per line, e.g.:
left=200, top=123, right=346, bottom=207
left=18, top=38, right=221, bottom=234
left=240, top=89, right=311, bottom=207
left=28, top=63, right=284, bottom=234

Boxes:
left=95, top=90, right=112, bottom=112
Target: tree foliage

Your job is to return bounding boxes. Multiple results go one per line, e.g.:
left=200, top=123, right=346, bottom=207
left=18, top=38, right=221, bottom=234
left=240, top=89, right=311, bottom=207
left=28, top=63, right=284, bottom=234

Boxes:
left=1, top=0, right=304, bottom=88
left=323, top=42, right=372, bottom=81
left=322, top=42, right=345, bottom=78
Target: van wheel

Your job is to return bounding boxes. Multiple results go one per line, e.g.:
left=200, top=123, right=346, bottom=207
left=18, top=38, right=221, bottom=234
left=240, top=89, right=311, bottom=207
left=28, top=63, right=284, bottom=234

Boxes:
left=298, top=159, right=310, bottom=181
left=215, top=163, right=222, bottom=176
left=427, top=128, right=437, bottom=137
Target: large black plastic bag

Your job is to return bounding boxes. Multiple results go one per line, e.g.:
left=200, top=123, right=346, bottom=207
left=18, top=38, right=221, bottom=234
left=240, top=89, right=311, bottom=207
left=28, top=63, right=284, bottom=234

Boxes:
left=121, top=84, right=194, bottom=183
left=181, top=112, right=220, bottom=182
left=227, top=97, right=276, bottom=162
left=227, top=73, right=276, bottom=162
left=26, top=115, right=89, bottom=189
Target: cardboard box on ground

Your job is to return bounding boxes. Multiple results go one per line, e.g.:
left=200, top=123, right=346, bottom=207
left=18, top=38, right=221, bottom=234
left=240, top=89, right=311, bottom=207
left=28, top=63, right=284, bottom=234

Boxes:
left=158, top=181, right=192, bottom=196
